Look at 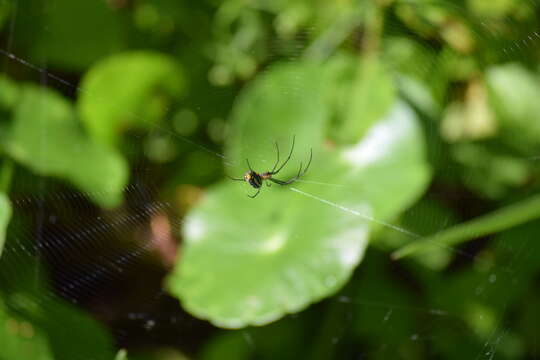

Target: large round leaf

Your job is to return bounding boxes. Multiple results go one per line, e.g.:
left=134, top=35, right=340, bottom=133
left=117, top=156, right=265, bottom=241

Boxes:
left=167, top=62, right=430, bottom=328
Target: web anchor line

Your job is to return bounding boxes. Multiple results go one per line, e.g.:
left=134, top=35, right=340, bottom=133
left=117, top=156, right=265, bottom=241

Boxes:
left=290, top=187, right=478, bottom=261
left=0, top=48, right=235, bottom=166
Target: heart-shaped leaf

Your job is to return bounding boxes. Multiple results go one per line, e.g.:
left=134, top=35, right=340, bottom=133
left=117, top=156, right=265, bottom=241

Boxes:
left=167, top=62, right=430, bottom=328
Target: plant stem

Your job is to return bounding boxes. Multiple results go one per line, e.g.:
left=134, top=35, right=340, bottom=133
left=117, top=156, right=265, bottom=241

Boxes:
left=392, top=193, right=540, bottom=259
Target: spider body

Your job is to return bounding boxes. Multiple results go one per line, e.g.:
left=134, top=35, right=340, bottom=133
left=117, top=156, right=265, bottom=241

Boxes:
left=244, top=171, right=265, bottom=188
left=228, top=136, right=312, bottom=198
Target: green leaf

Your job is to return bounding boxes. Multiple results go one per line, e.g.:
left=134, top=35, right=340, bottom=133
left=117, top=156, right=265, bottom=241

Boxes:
left=5, top=86, right=128, bottom=208
left=0, top=301, right=55, bottom=360
left=167, top=63, right=430, bottom=328
left=0, top=75, right=19, bottom=111
left=451, top=143, right=529, bottom=199
left=486, top=63, right=540, bottom=150
left=0, top=192, right=11, bottom=258
left=396, top=74, right=440, bottom=119
left=78, top=52, right=185, bottom=145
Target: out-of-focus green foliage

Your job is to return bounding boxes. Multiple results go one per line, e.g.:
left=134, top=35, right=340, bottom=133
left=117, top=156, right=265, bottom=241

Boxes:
left=0, top=193, right=10, bottom=257
left=78, top=52, right=185, bottom=145
left=4, top=86, right=127, bottom=207
left=394, top=193, right=540, bottom=259
left=487, top=63, right=540, bottom=150
left=167, top=61, right=430, bottom=328
left=16, top=0, right=124, bottom=71
left=330, top=56, right=397, bottom=144
left=0, top=300, right=55, bottom=360
left=2, top=0, right=540, bottom=359
left=0, top=252, right=115, bottom=360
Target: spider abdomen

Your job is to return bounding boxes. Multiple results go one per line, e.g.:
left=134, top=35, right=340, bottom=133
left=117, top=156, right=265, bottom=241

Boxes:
left=245, top=171, right=263, bottom=188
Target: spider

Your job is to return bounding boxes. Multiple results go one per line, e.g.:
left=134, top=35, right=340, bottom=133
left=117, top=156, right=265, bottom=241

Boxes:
left=227, top=136, right=313, bottom=198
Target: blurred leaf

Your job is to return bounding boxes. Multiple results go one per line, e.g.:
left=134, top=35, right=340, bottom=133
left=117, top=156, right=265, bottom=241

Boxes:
left=78, top=52, right=184, bottom=145
left=396, top=75, right=440, bottom=119
left=468, top=0, right=524, bottom=18
left=0, top=192, right=10, bottom=257
left=115, top=349, right=128, bottom=360
left=0, top=248, right=116, bottom=360
left=440, top=20, right=475, bottom=53
left=383, top=37, right=436, bottom=81
left=451, top=143, right=529, bottom=199
left=0, top=75, right=19, bottom=111
left=486, top=63, right=540, bottom=151
left=167, top=62, right=430, bottom=328
left=0, top=301, right=55, bottom=360
left=5, top=85, right=127, bottom=207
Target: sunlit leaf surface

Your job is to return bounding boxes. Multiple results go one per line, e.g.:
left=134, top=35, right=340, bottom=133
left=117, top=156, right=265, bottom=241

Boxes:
left=167, top=63, right=431, bottom=328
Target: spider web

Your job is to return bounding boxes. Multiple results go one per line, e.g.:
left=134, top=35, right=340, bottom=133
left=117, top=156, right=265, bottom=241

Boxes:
left=0, top=1, right=539, bottom=359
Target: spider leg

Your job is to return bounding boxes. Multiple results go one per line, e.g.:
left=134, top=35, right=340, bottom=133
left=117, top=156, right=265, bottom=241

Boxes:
left=227, top=175, right=245, bottom=181
left=248, top=188, right=261, bottom=198
left=269, top=177, right=295, bottom=185
left=269, top=162, right=303, bottom=185
left=270, top=141, right=280, bottom=173
left=299, top=148, right=313, bottom=176
left=269, top=135, right=295, bottom=175
left=269, top=150, right=313, bottom=186
left=246, top=158, right=255, bottom=172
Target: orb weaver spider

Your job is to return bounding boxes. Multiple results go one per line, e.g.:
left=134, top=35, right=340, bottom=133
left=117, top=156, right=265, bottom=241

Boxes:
left=227, top=136, right=313, bottom=198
